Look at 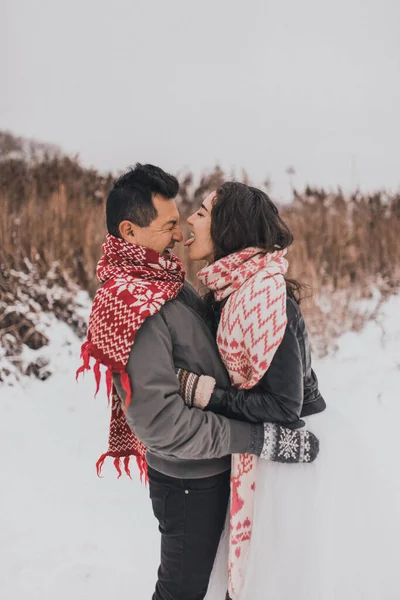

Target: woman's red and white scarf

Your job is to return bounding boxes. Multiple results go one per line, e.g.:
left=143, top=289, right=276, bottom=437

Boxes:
left=76, top=233, right=185, bottom=479
left=198, top=247, right=288, bottom=600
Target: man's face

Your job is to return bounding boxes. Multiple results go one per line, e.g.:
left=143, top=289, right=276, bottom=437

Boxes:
left=121, top=194, right=183, bottom=255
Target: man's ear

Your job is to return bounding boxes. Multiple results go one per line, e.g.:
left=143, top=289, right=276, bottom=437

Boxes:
left=119, top=220, right=138, bottom=242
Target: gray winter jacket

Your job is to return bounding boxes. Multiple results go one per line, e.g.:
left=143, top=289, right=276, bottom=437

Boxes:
left=113, top=283, right=263, bottom=479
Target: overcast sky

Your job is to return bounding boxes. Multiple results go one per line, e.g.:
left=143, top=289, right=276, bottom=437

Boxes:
left=1, top=0, right=399, bottom=199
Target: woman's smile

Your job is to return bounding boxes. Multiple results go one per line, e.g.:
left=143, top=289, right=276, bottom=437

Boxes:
left=183, top=231, right=196, bottom=247
left=186, top=191, right=215, bottom=262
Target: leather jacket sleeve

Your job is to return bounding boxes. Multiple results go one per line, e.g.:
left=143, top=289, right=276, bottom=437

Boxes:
left=205, top=309, right=304, bottom=426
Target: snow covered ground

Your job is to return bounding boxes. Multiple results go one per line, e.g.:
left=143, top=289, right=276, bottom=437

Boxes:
left=1, top=292, right=400, bottom=600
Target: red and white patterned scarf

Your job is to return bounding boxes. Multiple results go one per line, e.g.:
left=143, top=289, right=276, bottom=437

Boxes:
left=198, top=247, right=288, bottom=600
left=76, top=233, right=185, bottom=479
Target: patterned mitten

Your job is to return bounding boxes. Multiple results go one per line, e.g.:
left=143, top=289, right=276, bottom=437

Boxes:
left=260, top=423, right=319, bottom=463
left=176, top=368, right=216, bottom=408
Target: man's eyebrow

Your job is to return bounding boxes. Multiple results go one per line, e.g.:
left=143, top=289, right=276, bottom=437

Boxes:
left=163, top=218, right=179, bottom=226
left=200, top=203, right=209, bottom=212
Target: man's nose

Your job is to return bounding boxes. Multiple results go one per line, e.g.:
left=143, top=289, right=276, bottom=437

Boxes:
left=174, top=226, right=183, bottom=242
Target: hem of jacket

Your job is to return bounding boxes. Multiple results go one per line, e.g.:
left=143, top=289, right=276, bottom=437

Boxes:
left=301, top=395, right=326, bottom=417
left=146, top=452, right=231, bottom=479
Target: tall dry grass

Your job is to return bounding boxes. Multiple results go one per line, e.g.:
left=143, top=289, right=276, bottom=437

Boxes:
left=0, top=154, right=113, bottom=296
left=1, top=134, right=400, bottom=352
left=285, top=188, right=400, bottom=293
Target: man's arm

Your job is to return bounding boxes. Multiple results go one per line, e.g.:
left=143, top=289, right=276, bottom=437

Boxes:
left=113, top=311, right=262, bottom=460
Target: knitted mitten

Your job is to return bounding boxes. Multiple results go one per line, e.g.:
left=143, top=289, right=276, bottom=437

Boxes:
left=259, top=423, right=319, bottom=463
left=176, top=368, right=216, bottom=408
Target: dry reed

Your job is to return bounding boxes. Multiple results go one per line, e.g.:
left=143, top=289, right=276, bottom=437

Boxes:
left=1, top=135, right=400, bottom=353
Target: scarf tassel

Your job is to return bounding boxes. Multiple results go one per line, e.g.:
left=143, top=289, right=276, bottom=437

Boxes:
left=105, top=368, right=113, bottom=405
left=75, top=341, right=91, bottom=381
left=120, top=371, right=132, bottom=408
left=136, top=454, right=148, bottom=483
left=93, top=360, right=101, bottom=396
left=96, top=453, right=108, bottom=478
left=113, top=457, right=123, bottom=478
left=95, top=452, right=147, bottom=481
left=76, top=349, right=108, bottom=401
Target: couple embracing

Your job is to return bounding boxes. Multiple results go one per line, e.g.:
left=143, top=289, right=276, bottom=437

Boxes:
left=78, top=164, right=398, bottom=600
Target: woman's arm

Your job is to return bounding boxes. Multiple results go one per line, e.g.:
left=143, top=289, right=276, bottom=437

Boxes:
left=177, top=316, right=304, bottom=426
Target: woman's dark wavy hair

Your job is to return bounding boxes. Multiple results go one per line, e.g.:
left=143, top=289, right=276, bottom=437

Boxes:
left=208, top=182, right=308, bottom=303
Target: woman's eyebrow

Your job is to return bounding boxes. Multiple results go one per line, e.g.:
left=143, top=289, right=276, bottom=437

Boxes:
left=200, top=203, right=209, bottom=212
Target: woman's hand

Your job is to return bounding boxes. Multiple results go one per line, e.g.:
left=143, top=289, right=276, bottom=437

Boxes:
left=176, top=368, right=216, bottom=409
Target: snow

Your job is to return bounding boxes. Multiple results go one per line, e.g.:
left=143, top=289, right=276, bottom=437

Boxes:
left=1, top=293, right=400, bottom=599
left=316, top=294, right=400, bottom=436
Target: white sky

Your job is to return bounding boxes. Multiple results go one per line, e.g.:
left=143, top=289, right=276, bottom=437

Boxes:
left=1, top=0, right=399, bottom=200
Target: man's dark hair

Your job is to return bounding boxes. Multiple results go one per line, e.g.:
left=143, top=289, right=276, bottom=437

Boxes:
left=106, top=163, right=179, bottom=237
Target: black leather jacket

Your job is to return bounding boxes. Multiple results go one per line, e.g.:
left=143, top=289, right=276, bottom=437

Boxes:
left=206, top=296, right=326, bottom=426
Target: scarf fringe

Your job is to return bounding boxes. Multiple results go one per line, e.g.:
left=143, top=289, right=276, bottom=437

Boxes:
left=96, top=453, right=108, bottom=477
left=123, top=456, right=131, bottom=478
left=75, top=341, right=91, bottom=380
left=93, top=360, right=101, bottom=395
left=105, top=368, right=113, bottom=404
left=76, top=343, right=114, bottom=405
left=95, top=452, right=148, bottom=482
left=78, top=351, right=142, bottom=481
left=120, top=371, right=132, bottom=407
left=75, top=342, right=104, bottom=400
left=113, top=457, right=123, bottom=478
left=136, top=454, right=148, bottom=483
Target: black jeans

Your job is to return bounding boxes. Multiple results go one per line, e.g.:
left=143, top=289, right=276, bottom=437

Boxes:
left=148, top=466, right=230, bottom=600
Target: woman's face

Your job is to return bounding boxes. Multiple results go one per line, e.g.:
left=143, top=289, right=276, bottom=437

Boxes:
left=185, top=191, right=215, bottom=263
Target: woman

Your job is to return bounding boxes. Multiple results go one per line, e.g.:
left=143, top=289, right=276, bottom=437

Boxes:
left=178, top=182, right=399, bottom=600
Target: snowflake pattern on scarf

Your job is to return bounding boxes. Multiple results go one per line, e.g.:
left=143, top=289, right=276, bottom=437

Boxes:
left=76, top=234, right=185, bottom=479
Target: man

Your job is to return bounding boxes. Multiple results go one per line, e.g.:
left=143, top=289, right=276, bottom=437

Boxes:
left=81, top=164, right=319, bottom=600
